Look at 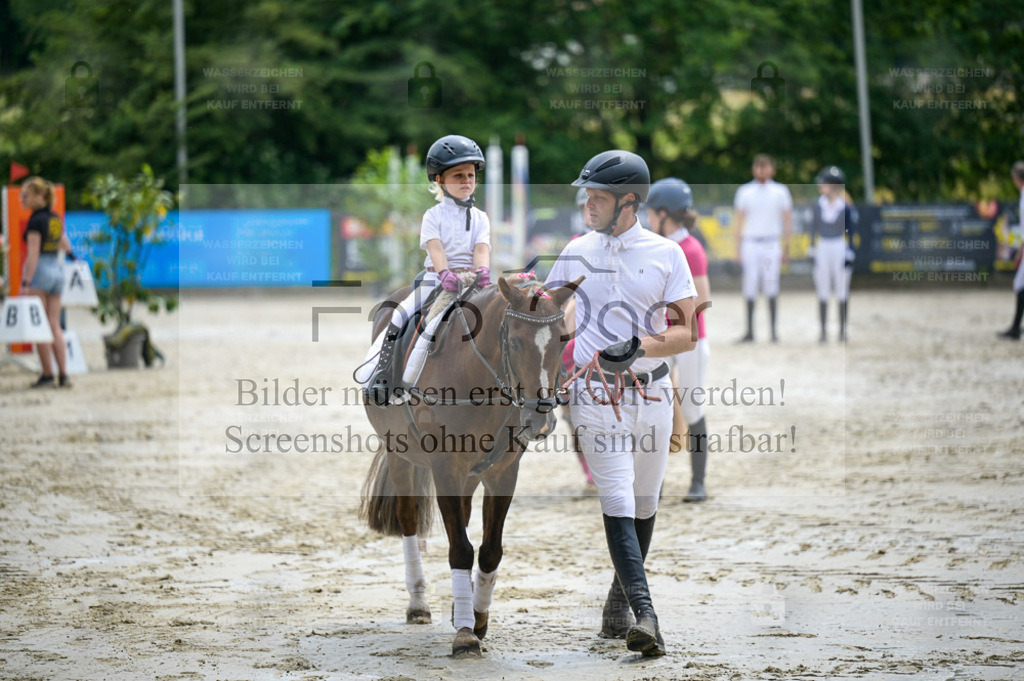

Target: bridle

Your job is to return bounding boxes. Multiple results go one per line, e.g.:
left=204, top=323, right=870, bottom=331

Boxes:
left=399, top=284, right=566, bottom=476
left=496, top=305, right=566, bottom=413
left=410, top=293, right=564, bottom=412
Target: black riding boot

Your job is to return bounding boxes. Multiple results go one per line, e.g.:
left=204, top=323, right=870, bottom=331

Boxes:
left=819, top=301, right=828, bottom=342
left=634, top=514, right=656, bottom=561
left=601, top=513, right=661, bottom=638
left=632, top=514, right=665, bottom=654
left=1014, top=291, right=1024, bottom=333
left=738, top=299, right=755, bottom=342
left=364, top=323, right=401, bottom=406
left=768, top=297, right=779, bottom=342
left=684, top=417, right=708, bottom=502
left=602, top=515, right=664, bottom=656
left=599, top=575, right=634, bottom=639
left=839, top=301, right=848, bottom=342
left=999, top=291, right=1024, bottom=339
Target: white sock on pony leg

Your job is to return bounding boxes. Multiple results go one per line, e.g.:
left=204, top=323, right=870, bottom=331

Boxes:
left=451, top=568, right=474, bottom=630
left=403, top=535, right=426, bottom=596
left=473, top=568, right=498, bottom=614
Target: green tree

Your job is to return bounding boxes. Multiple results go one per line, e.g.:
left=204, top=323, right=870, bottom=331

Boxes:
left=84, top=164, right=178, bottom=328
left=1, top=0, right=1020, bottom=204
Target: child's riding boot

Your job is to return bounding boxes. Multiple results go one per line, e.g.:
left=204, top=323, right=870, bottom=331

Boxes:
left=365, top=324, right=401, bottom=406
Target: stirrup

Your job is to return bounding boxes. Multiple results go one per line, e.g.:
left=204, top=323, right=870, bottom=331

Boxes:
left=365, top=378, right=392, bottom=407
left=365, top=330, right=400, bottom=406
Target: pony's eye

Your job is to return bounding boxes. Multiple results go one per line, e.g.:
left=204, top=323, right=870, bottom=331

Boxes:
left=509, top=338, right=522, bottom=351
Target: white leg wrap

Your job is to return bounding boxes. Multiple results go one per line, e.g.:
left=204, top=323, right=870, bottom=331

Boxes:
left=473, top=568, right=498, bottom=614
left=451, top=568, right=474, bottom=630
left=403, top=535, right=426, bottom=595
left=402, top=313, right=446, bottom=386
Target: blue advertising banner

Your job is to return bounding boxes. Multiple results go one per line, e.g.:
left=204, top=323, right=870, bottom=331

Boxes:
left=65, top=211, right=180, bottom=288
left=64, top=209, right=332, bottom=288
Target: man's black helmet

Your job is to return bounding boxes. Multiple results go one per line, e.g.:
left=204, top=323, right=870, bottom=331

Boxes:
left=426, top=135, right=485, bottom=181
left=572, top=150, right=650, bottom=203
left=646, top=177, right=694, bottom=214
left=815, top=165, right=846, bottom=185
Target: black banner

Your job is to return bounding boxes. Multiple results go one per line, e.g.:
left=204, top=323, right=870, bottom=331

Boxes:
left=857, top=204, right=996, bottom=274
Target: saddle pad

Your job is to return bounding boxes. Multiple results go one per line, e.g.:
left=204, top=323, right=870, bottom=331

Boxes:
left=424, top=271, right=479, bottom=325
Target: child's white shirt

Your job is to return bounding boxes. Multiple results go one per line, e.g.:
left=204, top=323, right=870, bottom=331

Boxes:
left=419, top=196, right=490, bottom=270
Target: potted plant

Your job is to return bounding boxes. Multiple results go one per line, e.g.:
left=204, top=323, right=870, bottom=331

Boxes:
left=83, top=164, right=177, bottom=368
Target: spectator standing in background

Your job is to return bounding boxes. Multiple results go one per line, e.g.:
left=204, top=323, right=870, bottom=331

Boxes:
left=733, top=155, right=793, bottom=343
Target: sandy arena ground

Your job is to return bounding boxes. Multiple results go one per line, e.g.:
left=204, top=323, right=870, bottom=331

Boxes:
left=1, top=287, right=1023, bottom=681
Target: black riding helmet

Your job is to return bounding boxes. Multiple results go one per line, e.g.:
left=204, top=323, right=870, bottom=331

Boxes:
left=572, top=150, right=650, bottom=232
left=815, top=166, right=846, bottom=185
left=426, top=135, right=486, bottom=182
left=646, top=177, right=694, bottom=214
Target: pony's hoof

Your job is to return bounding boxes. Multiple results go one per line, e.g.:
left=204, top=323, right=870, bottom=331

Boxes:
left=452, top=627, right=482, bottom=658
left=407, top=608, right=431, bottom=624
left=473, top=610, right=489, bottom=639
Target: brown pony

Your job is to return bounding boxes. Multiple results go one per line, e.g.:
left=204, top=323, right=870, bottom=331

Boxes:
left=360, top=273, right=581, bottom=656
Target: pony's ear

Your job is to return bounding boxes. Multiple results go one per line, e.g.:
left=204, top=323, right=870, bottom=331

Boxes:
left=498, top=276, right=527, bottom=308
left=546, top=275, right=584, bottom=308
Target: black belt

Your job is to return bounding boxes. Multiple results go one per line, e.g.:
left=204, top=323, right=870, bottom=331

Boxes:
left=591, top=362, right=669, bottom=387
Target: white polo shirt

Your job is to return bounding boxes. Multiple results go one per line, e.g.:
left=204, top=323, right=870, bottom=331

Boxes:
left=1019, top=186, right=1023, bottom=230
left=545, top=219, right=696, bottom=373
left=734, top=180, right=793, bottom=239
left=420, top=197, right=491, bottom=269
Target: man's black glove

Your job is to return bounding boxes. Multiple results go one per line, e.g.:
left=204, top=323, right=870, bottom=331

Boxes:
left=598, top=336, right=645, bottom=373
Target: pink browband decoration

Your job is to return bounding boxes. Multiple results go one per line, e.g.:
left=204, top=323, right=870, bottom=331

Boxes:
left=515, top=270, right=551, bottom=298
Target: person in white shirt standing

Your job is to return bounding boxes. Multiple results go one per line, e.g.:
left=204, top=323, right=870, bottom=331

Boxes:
left=733, top=154, right=793, bottom=342
left=546, top=150, right=698, bottom=658
left=998, top=160, right=1024, bottom=340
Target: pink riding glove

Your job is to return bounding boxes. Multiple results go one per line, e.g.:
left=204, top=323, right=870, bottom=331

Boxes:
left=475, top=266, right=491, bottom=287
left=438, top=269, right=460, bottom=292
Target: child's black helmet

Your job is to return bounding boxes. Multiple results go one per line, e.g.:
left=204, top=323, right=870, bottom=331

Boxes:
left=426, top=135, right=486, bottom=181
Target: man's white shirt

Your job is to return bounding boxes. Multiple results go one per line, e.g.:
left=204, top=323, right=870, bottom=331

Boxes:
left=545, top=219, right=696, bottom=374
left=734, top=180, right=793, bottom=238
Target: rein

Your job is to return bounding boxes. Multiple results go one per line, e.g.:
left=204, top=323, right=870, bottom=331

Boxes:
left=400, top=282, right=566, bottom=477
left=560, top=351, right=662, bottom=423
left=403, top=288, right=565, bottom=410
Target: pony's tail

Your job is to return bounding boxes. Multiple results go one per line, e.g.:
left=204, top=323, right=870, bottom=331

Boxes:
left=358, top=444, right=435, bottom=537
